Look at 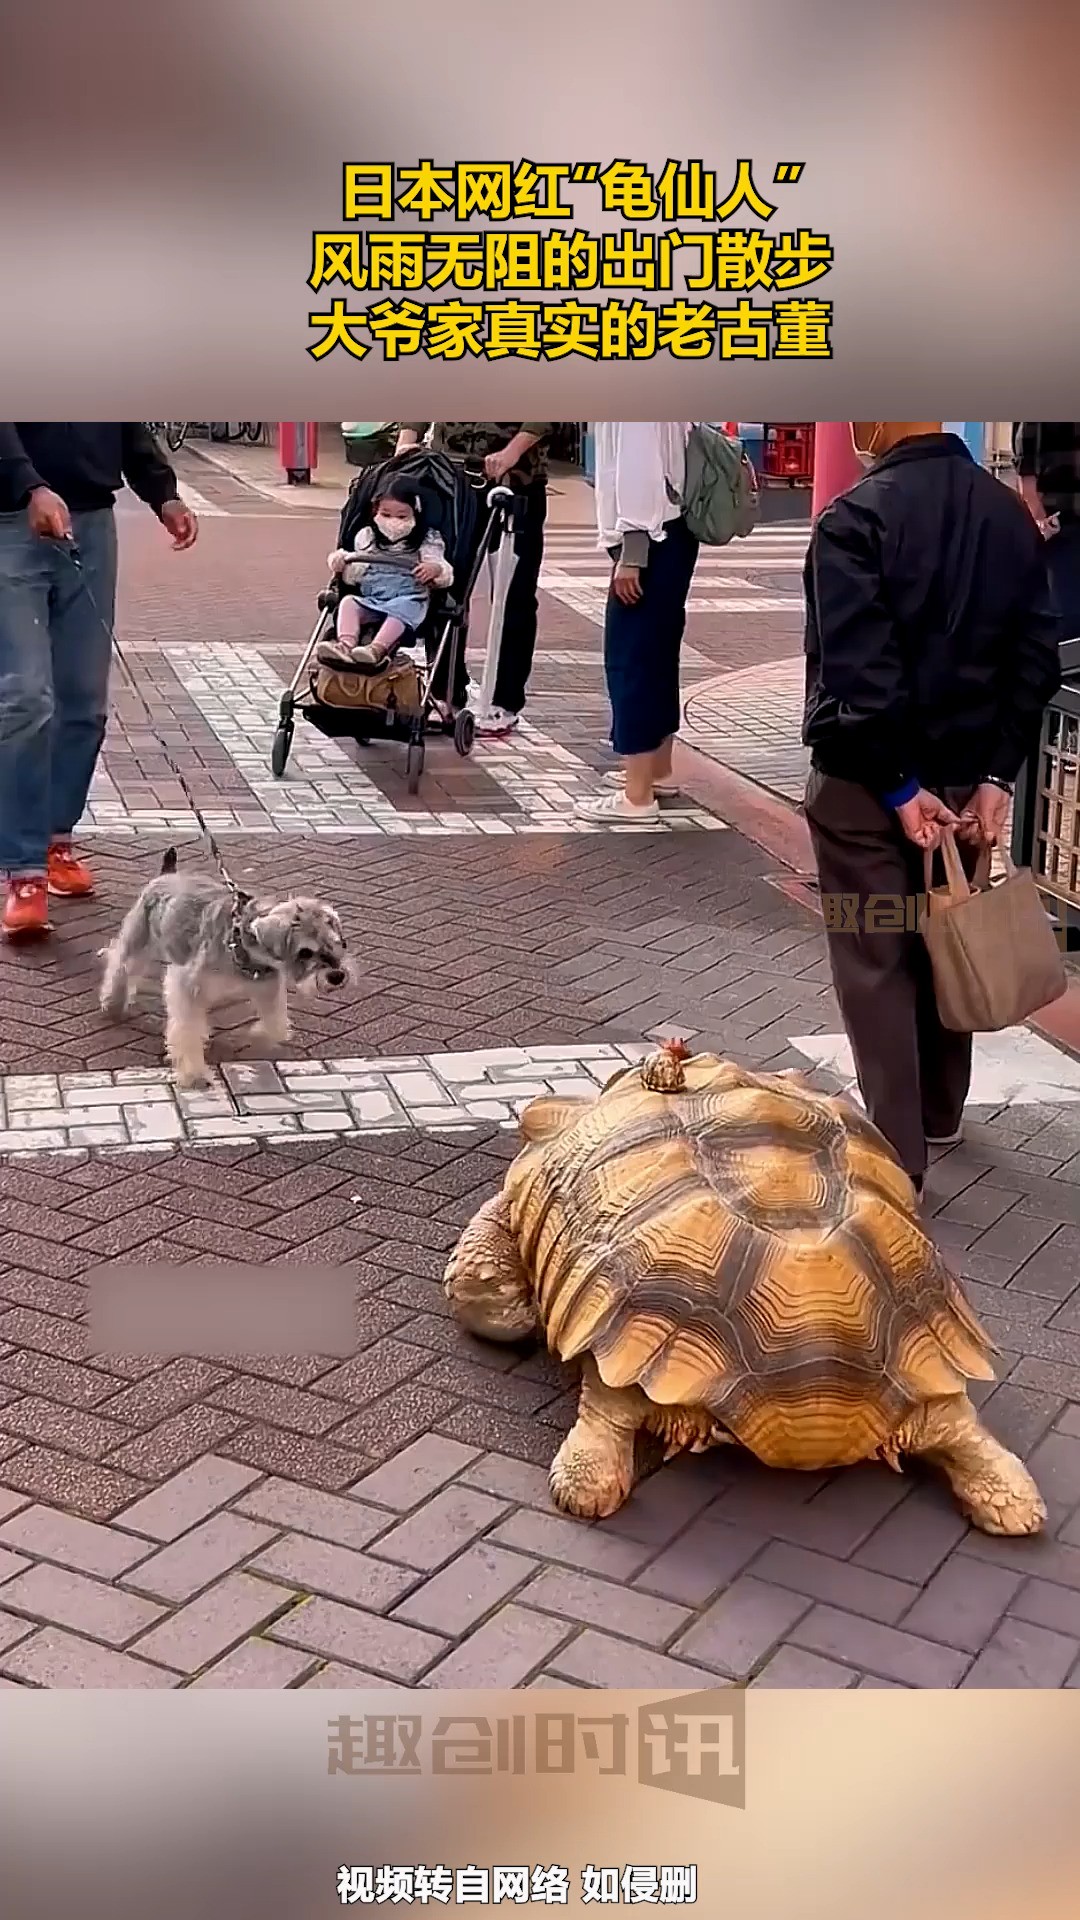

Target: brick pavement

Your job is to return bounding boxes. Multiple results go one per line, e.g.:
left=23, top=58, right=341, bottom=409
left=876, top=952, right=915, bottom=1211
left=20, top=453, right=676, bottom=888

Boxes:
left=3, top=835, right=1080, bottom=1687
left=4, top=458, right=1080, bottom=1689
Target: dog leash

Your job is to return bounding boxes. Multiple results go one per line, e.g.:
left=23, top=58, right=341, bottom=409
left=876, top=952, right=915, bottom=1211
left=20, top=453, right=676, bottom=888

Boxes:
left=58, top=535, right=253, bottom=913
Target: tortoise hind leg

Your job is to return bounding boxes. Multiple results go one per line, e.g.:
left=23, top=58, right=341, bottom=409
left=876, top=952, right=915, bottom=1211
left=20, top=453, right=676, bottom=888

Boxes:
left=893, top=1392, right=1046, bottom=1537
left=444, top=1191, right=538, bottom=1345
left=550, top=1360, right=650, bottom=1520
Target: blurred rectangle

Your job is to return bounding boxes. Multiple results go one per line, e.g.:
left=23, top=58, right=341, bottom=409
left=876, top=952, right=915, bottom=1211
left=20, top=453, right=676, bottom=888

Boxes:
left=87, top=1263, right=356, bottom=1357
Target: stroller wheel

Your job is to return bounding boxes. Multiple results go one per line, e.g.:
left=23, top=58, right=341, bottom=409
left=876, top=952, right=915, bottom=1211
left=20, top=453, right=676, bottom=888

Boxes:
left=406, top=736, right=425, bottom=795
left=271, top=725, right=293, bottom=778
left=453, top=709, right=476, bottom=757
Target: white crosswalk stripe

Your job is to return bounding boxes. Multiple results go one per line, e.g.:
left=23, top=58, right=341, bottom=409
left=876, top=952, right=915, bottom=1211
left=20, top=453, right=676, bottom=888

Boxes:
left=541, top=523, right=808, bottom=625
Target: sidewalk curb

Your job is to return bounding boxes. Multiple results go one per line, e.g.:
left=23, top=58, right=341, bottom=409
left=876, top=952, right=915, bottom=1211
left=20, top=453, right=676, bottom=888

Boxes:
left=673, top=736, right=1080, bottom=1066
left=186, top=441, right=346, bottom=512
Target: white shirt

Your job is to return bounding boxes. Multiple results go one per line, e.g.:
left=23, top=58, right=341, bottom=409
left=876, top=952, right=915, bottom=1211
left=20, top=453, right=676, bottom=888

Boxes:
left=593, top=422, right=691, bottom=550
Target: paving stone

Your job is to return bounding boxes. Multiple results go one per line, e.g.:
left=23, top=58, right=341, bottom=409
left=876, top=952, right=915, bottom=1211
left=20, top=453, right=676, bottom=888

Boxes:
left=899, top=1557, right=1023, bottom=1652
left=489, top=1510, right=655, bottom=1581
left=234, top=1480, right=389, bottom=1550
left=545, top=1629, right=723, bottom=1691
left=370, top=1487, right=510, bottom=1573
left=961, top=1618, right=1080, bottom=1688
left=749, top=1542, right=919, bottom=1624
left=673, top=1575, right=812, bottom=1679
left=118, top=1457, right=263, bottom=1541
left=1008, top=1578, right=1080, bottom=1638
left=122, top=1512, right=278, bottom=1603
left=518, top=1566, right=692, bottom=1647
left=250, top=1535, right=419, bottom=1611
left=0, top=1541, right=30, bottom=1587
left=788, top=1606, right=972, bottom=1687
left=459, top=1454, right=554, bottom=1508
left=0, top=1504, right=153, bottom=1577
left=632, top=1516, right=769, bottom=1607
left=0, top=1627, right=179, bottom=1688
left=421, top=1605, right=575, bottom=1688
left=1, top=1562, right=166, bottom=1646
left=268, top=1596, right=447, bottom=1680
left=350, top=1436, right=482, bottom=1512
left=299, top=1661, right=400, bottom=1688
left=132, top=1572, right=295, bottom=1674
left=0, top=1450, right=146, bottom=1523
left=392, top=1542, right=536, bottom=1637
left=752, top=1646, right=860, bottom=1687
left=189, top=1639, right=318, bottom=1688
left=0, top=1608, right=37, bottom=1654
left=854, top=1488, right=970, bottom=1584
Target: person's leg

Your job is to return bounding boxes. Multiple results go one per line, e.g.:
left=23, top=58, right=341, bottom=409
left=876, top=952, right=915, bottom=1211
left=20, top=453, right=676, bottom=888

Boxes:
left=46, top=508, right=117, bottom=895
left=493, top=476, right=547, bottom=717
left=804, top=770, right=930, bottom=1183
left=910, top=804, right=975, bottom=1145
left=587, top=519, right=697, bottom=819
left=1044, top=520, right=1080, bottom=639
left=348, top=616, right=406, bottom=667
left=0, top=515, right=58, bottom=932
left=335, top=596, right=363, bottom=645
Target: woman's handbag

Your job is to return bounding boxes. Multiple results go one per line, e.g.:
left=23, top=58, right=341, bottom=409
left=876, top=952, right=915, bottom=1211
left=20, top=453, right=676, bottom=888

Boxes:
left=920, top=830, right=1067, bottom=1033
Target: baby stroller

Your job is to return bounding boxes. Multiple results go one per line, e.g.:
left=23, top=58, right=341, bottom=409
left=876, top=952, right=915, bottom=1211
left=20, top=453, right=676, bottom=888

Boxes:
left=270, top=448, right=523, bottom=794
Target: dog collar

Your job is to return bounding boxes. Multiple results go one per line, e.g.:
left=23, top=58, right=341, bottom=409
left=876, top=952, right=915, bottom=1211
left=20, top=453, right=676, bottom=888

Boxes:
left=227, top=913, right=272, bottom=981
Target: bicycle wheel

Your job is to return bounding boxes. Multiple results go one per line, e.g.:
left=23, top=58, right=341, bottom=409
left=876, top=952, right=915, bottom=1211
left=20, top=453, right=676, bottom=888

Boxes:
left=164, top=423, right=188, bottom=452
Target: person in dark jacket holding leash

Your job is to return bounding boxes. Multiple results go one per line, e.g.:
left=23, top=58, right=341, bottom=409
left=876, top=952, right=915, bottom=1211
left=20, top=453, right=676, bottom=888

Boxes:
left=0, top=424, right=197, bottom=938
left=802, top=422, right=1062, bottom=1194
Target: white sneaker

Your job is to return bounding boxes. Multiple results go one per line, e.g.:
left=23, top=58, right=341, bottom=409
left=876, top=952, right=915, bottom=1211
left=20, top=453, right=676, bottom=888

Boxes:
left=474, top=705, right=519, bottom=735
left=603, top=770, right=680, bottom=796
left=576, top=790, right=660, bottom=824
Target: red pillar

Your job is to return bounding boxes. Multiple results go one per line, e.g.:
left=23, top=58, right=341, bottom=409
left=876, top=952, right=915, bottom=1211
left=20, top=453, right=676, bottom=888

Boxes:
left=811, top=422, right=861, bottom=519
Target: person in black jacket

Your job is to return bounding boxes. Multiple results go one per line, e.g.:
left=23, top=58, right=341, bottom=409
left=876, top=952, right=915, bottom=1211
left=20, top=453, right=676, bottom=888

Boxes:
left=1013, top=422, right=1080, bottom=637
left=802, top=422, right=1062, bottom=1194
left=0, top=424, right=197, bottom=938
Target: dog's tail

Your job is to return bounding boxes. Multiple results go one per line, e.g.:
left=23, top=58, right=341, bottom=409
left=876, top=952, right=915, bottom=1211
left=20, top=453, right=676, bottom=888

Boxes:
left=160, top=847, right=178, bottom=876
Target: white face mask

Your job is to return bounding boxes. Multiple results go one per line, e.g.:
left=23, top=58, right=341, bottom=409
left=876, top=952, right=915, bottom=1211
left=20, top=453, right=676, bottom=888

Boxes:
left=374, top=511, right=414, bottom=541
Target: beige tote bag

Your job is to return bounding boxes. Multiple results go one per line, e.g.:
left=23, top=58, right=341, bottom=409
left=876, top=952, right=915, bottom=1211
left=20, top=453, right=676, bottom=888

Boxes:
left=920, top=831, right=1067, bottom=1033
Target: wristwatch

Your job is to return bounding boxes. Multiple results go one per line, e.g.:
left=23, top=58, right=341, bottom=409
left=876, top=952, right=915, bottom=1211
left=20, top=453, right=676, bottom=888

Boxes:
left=984, top=776, right=1013, bottom=795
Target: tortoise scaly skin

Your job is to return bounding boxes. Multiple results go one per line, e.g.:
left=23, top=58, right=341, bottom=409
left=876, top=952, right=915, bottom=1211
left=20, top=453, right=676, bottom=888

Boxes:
left=444, top=1044, right=1045, bottom=1537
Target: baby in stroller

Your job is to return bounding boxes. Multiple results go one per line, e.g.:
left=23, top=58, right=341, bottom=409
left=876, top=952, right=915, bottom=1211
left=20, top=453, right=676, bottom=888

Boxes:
left=316, top=476, right=454, bottom=673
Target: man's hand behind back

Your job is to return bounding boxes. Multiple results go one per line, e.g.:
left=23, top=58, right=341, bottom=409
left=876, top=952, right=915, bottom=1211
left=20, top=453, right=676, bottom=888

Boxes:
left=895, top=788, right=960, bottom=851
left=957, top=782, right=1011, bottom=849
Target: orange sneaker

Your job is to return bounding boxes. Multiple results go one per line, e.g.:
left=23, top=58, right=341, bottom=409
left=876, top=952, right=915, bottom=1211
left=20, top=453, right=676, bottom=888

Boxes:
left=46, top=842, right=95, bottom=897
left=3, top=878, right=50, bottom=938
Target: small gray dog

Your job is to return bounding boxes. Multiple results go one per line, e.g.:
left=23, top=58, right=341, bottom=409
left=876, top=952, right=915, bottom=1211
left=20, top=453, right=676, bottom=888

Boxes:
left=100, top=850, right=349, bottom=1088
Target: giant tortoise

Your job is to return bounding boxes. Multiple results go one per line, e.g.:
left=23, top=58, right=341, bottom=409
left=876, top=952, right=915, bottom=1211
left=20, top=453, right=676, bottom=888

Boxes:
left=443, top=1042, right=1045, bottom=1536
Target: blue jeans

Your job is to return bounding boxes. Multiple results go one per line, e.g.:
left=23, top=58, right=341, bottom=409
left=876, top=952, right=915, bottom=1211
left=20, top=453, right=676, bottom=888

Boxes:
left=0, top=508, right=117, bottom=876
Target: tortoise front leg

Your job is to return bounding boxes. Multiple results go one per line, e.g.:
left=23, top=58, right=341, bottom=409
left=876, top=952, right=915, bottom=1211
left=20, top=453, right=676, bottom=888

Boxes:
left=444, top=1190, right=538, bottom=1344
left=892, top=1392, right=1046, bottom=1536
left=549, top=1359, right=650, bottom=1520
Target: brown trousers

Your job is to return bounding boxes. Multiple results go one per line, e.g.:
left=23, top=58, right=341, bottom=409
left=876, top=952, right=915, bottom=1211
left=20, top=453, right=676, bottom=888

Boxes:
left=803, top=771, right=975, bottom=1180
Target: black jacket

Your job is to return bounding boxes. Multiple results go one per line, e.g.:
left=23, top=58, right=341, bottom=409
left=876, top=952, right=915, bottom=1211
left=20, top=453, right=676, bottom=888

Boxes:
left=802, top=433, right=1062, bottom=798
left=0, top=424, right=180, bottom=517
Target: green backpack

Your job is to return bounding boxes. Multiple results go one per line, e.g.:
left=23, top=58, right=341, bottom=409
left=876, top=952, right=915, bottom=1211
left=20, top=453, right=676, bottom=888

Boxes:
left=679, top=423, right=760, bottom=546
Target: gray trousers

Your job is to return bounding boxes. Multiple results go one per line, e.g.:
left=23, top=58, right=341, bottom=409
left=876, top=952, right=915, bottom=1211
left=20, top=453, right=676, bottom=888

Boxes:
left=803, top=770, right=976, bottom=1180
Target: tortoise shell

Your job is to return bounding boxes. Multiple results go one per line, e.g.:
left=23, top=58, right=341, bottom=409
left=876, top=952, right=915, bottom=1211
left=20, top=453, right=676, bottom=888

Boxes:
left=505, top=1051, right=994, bottom=1471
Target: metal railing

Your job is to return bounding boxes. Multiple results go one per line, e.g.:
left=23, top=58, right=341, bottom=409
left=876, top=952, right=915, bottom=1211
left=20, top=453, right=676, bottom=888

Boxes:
left=1012, top=636, right=1080, bottom=949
